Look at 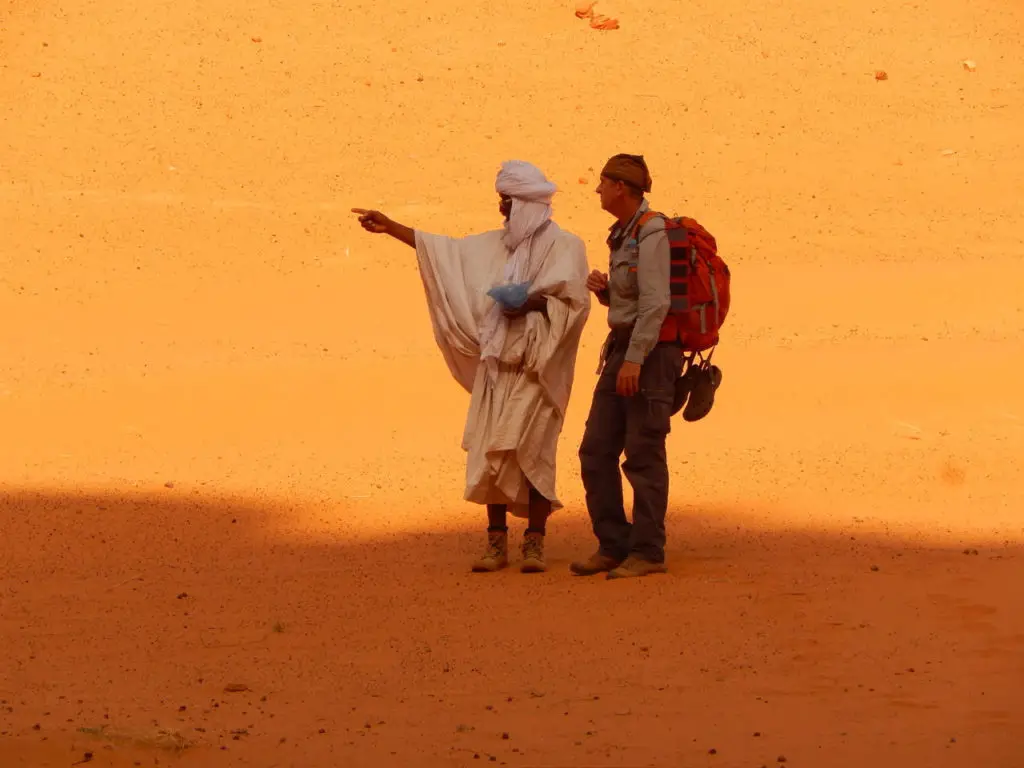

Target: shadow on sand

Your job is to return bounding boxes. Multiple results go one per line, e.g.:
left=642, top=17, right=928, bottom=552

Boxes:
left=1, top=487, right=1021, bottom=768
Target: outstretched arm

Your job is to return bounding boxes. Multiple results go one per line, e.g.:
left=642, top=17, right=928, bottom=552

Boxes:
left=352, top=208, right=416, bottom=248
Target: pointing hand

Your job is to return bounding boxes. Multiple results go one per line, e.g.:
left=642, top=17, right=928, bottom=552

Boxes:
left=352, top=208, right=391, bottom=234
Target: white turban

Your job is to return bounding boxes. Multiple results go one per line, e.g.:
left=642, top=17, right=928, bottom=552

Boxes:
left=496, top=160, right=557, bottom=251
left=479, top=161, right=558, bottom=375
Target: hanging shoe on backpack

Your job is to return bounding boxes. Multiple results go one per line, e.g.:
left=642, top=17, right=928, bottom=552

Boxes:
left=671, top=362, right=698, bottom=416
left=682, top=364, right=722, bottom=422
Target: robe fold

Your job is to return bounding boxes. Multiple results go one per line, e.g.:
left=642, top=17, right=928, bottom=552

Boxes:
left=414, top=221, right=590, bottom=516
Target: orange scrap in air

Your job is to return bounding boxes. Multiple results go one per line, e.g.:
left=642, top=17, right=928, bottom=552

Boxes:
left=574, top=1, right=619, bottom=30
left=574, top=1, right=595, bottom=17
left=590, top=14, right=619, bottom=30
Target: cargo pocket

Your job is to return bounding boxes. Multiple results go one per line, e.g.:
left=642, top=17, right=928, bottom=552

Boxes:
left=637, top=346, right=684, bottom=437
left=639, top=387, right=674, bottom=438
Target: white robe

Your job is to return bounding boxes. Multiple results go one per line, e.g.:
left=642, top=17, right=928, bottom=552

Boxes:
left=414, top=220, right=590, bottom=516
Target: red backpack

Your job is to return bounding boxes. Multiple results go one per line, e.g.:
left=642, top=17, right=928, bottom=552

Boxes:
left=633, top=211, right=731, bottom=355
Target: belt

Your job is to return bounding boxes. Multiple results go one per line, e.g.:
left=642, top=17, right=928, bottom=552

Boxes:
left=608, top=324, right=634, bottom=342
left=604, top=325, right=682, bottom=357
left=597, top=327, right=631, bottom=374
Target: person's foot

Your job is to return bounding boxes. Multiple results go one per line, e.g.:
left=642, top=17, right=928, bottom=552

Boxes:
left=570, top=552, right=623, bottom=576
left=520, top=530, right=546, bottom=573
left=606, top=556, right=668, bottom=579
left=471, top=530, right=508, bottom=572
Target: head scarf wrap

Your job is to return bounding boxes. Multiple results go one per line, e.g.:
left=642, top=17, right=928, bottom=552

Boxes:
left=600, top=153, right=652, bottom=193
left=496, top=159, right=557, bottom=250
left=478, top=160, right=558, bottom=375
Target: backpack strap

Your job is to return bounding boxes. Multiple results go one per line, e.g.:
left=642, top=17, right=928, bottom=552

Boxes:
left=630, top=210, right=667, bottom=243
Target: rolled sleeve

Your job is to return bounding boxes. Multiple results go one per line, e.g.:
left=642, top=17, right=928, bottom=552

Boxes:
left=625, top=218, right=671, bottom=364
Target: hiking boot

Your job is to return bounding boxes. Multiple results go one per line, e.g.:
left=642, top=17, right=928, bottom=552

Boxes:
left=520, top=530, right=546, bottom=573
left=569, top=552, right=623, bottom=576
left=671, top=365, right=699, bottom=415
left=471, top=530, right=508, bottom=572
left=606, top=556, right=668, bottom=580
left=682, top=364, right=722, bottom=422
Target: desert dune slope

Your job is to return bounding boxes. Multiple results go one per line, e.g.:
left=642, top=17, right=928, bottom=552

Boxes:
left=2, top=0, right=1023, bottom=765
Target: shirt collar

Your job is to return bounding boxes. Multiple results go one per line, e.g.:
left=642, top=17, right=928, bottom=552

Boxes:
left=608, top=199, right=650, bottom=240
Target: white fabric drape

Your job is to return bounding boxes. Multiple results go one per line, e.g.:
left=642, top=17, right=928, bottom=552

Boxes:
left=411, top=163, right=591, bottom=515
left=477, top=160, right=559, bottom=381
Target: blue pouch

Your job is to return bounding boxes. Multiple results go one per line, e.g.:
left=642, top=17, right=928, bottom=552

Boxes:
left=487, top=281, right=530, bottom=310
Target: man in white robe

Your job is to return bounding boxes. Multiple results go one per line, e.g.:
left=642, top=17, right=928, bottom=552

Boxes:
left=352, top=161, right=591, bottom=573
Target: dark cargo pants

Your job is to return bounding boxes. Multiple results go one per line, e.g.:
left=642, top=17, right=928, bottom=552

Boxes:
left=578, top=332, right=683, bottom=563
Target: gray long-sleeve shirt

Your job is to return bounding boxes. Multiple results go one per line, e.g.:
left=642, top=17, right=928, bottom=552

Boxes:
left=600, top=200, right=672, bottom=364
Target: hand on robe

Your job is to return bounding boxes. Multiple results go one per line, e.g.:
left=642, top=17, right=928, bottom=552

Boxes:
left=502, top=294, right=548, bottom=319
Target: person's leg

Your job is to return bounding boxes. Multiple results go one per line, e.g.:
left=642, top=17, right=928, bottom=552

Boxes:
left=521, top=486, right=551, bottom=573
left=611, top=344, right=683, bottom=578
left=472, top=504, right=510, bottom=572
left=526, top=487, right=550, bottom=534
left=573, top=349, right=630, bottom=574
left=619, top=398, right=670, bottom=566
left=487, top=504, right=508, bottom=532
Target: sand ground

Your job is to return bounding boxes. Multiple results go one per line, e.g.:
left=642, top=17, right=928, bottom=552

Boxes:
left=2, top=0, right=1023, bottom=766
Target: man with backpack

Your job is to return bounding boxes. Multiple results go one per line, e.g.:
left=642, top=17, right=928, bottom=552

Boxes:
left=571, top=153, right=728, bottom=579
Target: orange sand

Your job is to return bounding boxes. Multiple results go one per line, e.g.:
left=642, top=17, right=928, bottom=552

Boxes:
left=2, top=0, right=1023, bottom=765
